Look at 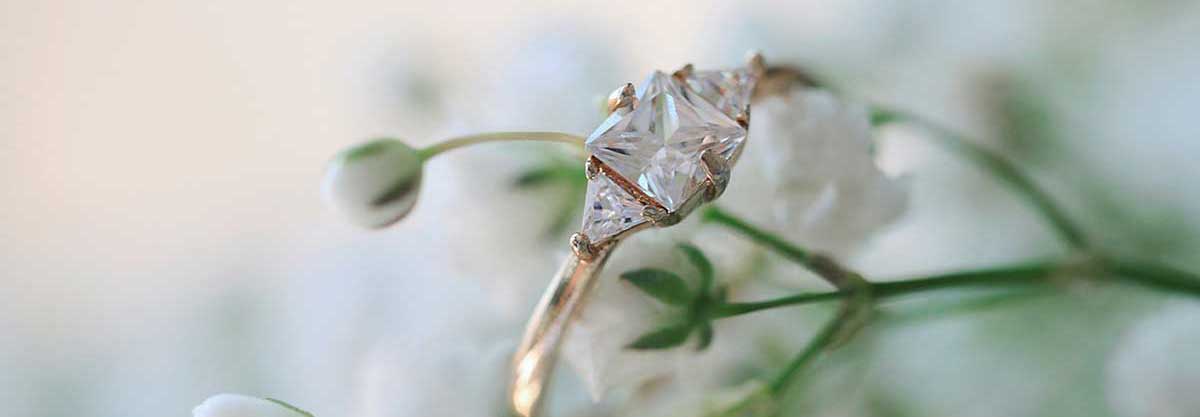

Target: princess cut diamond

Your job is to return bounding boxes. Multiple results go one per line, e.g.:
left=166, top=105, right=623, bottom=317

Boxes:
left=585, top=71, right=746, bottom=211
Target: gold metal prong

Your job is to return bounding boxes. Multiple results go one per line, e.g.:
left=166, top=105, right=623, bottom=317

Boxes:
left=747, top=51, right=766, bottom=77
left=700, top=149, right=730, bottom=201
left=641, top=206, right=669, bottom=225
left=672, top=63, right=695, bottom=80
left=570, top=232, right=596, bottom=260
left=735, top=111, right=750, bottom=129
left=585, top=156, right=600, bottom=180
left=606, top=83, right=637, bottom=113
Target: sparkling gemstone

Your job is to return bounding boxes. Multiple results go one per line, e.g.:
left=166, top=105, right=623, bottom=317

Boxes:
left=580, top=173, right=646, bottom=243
left=684, top=67, right=757, bottom=119
left=586, top=71, right=746, bottom=211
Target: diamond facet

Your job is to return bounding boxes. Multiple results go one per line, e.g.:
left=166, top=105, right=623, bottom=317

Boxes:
left=580, top=173, right=646, bottom=243
left=586, top=72, right=747, bottom=211
left=684, top=67, right=757, bottom=119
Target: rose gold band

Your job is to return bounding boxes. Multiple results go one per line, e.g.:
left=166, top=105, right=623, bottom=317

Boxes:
left=509, top=244, right=616, bottom=417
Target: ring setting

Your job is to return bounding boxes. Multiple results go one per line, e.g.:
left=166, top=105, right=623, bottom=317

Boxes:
left=574, top=55, right=763, bottom=260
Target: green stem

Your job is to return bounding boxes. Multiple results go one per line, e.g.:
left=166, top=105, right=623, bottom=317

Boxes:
left=702, top=206, right=809, bottom=263
left=702, top=206, right=865, bottom=289
left=1103, top=257, right=1200, bottom=297
left=715, top=292, right=842, bottom=317
left=715, top=262, right=1060, bottom=318
left=871, top=262, right=1059, bottom=297
left=768, top=306, right=851, bottom=395
left=416, top=132, right=585, bottom=160
left=873, top=106, right=1088, bottom=249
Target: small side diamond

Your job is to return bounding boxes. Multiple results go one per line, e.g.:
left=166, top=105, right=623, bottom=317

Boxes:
left=684, top=67, right=757, bottom=119
left=580, top=173, right=646, bottom=243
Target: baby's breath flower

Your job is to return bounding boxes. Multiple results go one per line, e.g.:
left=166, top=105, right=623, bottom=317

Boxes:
left=192, top=394, right=312, bottom=417
left=321, top=138, right=424, bottom=229
left=1106, top=303, right=1200, bottom=417
left=729, top=87, right=908, bottom=258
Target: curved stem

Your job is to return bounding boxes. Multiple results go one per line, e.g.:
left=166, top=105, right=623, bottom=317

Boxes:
left=417, top=131, right=586, bottom=160
left=715, top=262, right=1061, bottom=318
left=768, top=306, right=850, bottom=395
left=873, top=106, right=1088, bottom=250
left=702, top=206, right=861, bottom=289
left=715, top=292, right=842, bottom=317
left=1103, top=257, right=1200, bottom=297
left=703, top=206, right=807, bottom=262
left=871, top=262, right=1059, bottom=297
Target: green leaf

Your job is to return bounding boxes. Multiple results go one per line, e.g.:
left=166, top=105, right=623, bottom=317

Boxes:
left=626, top=324, right=692, bottom=350
left=869, top=107, right=898, bottom=127
left=696, top=322, right=714, bottom=351
left=620, top=268, right=692, bottom=305
left=513, top=157, right=587, bottom=190
left=677, top=243, right=714, bottom=293
left=513, top=166, right=565, bottom=188
left=265, top=398, right=314, bottom=417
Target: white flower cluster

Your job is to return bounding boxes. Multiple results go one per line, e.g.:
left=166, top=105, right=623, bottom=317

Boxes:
left=1107, top=303, right=1200, bottom=417
left=734, top=87, right=908, bottom=259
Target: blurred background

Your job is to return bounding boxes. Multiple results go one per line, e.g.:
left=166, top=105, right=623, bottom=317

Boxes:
left=3, top=1, right=1200, bottom=417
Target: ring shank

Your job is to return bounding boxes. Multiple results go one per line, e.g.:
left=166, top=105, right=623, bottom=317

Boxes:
left=509, top=243, right=616, bottom=417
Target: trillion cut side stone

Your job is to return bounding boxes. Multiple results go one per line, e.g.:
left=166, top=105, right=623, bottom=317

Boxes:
left=586, top=71, right=747, bottom=211
left=684, top=67, right=757, bottom=119
left=580, top=173, right=646, bottom=243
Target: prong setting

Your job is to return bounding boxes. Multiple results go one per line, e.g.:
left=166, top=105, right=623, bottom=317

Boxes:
left=570, top=232, right=597, bottom=260
left=672, top=63, right=695, bottom=81
left=606, top=83, right=637, bottom=113
left=585, top=156, right=600, bottom=180
left=641, top=205, right=669, bottom=225
left=747, top=51, right=767, bottom=77
left=700, top=149, right=731, bottom=202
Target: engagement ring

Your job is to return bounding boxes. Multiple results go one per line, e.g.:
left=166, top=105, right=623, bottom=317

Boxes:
left=509, top=52, right=805, bottom=417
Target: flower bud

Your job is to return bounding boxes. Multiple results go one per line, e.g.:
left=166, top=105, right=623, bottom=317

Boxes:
left=192, top=394, right=311, bottom=417
left=322, top=138, right=424, bottom=228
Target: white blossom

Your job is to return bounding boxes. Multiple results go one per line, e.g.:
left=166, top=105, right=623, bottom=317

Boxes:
left=1106, top=303, right=1200, bottom=417
left=193, top=394, right=311, bottom=417
left=357, top=336, right=516, bottom=417
left=727, top=87, right=908, bottom=259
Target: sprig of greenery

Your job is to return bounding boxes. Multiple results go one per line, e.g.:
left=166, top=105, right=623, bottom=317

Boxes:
left=620, top=268, right=692, bottom=306
left=621, top=244, right=725, bottom=351
left=618, top=230, right=1200, bottom=413
left=687, top=205, right=1200, bottom=415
